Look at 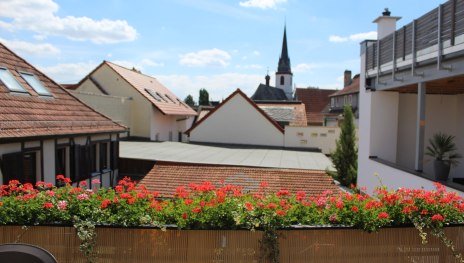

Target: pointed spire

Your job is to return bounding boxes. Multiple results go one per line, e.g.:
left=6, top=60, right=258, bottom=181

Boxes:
left=277, top=25, right=291, bottom=74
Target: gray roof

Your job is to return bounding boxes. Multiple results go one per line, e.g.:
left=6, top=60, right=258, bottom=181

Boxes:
left=259, top=106, right=295, bottom=122
left=251, top=84, right=288, bottom=101
left=120, top=141, right=334, bottom=171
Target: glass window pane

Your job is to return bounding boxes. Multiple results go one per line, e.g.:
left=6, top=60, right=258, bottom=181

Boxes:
left=0, top=68, right=27, bottom=93
left=20, top=73, right=51, bottom=96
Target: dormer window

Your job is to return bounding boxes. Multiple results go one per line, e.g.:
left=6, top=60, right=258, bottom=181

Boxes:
left=20, top=72, right=51, bottom=96
left=0, top=68, right=28, bottom=93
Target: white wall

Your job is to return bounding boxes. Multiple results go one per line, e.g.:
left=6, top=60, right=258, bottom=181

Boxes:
left=189, top=94, right=284, bottom=147
left=284, top=126, right=352, bottom=154
left=396, top=94, right=459, bottom=175
left=369, top=91, right=399, bottom=163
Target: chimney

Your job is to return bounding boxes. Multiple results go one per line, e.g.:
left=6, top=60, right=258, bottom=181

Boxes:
left=344, top=70, right=352, bottom=87
left=265, top=74, right=270, bottom=87
left=373, top=8, right=401, bottom=39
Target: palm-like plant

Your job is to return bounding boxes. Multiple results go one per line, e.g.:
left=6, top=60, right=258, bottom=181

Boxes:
left=425, top=133, right=462, bottom=166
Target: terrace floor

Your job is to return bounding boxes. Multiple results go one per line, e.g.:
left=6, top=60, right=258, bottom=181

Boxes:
left=120, top=141, right=334, bottom=171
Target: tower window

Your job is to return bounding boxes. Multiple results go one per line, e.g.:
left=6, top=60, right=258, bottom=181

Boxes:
left=280, top=76, right=285, bottom=85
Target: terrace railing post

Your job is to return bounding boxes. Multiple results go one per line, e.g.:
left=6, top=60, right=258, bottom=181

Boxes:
left=437, top=4, right=443, bottom=70
left=451, top=0, right=456, bottom=46
left=411, top=20, right=417, bottom=76
left=376, top=40, right=381, bottom=86
left=415, top=82, right=426, bottom=172
left=392, top=32, right=397, bottom=81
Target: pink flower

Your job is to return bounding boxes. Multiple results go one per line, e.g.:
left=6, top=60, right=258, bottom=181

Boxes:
left=79, top=181, right=87, bottom=187
left=45, top=190, right=55, bottom=197
left=77, top=193, right=89, bottom=200
left=57, top=200, right=67, bottom=210
left=91, top=179, right=101, bottom=185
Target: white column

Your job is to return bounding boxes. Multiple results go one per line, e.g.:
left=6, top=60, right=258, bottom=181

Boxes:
left=415, top=82, right=426, bottom=171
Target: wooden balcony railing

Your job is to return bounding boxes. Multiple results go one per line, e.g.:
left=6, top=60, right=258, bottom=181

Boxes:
left=365, top=0, right=464, bottom=76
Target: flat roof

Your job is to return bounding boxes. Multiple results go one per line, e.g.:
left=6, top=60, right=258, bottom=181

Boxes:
left=120, top=141, right=334, bottom=171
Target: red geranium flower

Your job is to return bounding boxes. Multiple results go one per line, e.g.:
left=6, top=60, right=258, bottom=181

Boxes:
left=43, top=202, right=53, bottom=209
left=378, top=212, right=389, bottom=219
left=431, top=214, right=444, bottom=222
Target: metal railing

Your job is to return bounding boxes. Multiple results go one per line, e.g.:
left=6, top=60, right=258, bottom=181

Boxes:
left=366, top=0, right=464, bottom=74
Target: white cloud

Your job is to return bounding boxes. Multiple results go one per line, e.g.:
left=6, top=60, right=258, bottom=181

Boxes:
left=39, top=61, right=98, bottom=83
left=252, top=50, right=260, bottom=56
left=140, top=58, right=164, bottom=67
left=0, top=0, right=137, bottom=44
left=239, top=0, right=287, bottom=9
left=157, top=73, right=264, bottom=100
left=293, top=63, right=317, bottom=73
left=329, top=31, right=377, bottom=43
left=0, top=38, right=60, bottom=56
left=236, top=64, right=263, bottom=70
left=179, top=48, right=231, bottom=67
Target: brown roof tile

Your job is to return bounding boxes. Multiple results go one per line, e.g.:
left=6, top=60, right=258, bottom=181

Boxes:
left=139, top=162, right=340, bottom=198
left=330, top=75, right=360, bottom=97
left=104, top=62, right=197, bottom=116
left=0, top=43, right=126, bottom=140
left=294, top=88, right=337, bottom=125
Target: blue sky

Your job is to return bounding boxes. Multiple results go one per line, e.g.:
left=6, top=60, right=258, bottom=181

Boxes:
left=0, top=0, right=444, bottom=100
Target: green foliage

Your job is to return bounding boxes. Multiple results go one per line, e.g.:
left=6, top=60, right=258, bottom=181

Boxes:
left=183, top=94, right=195, bottom=107
left=199, top=88, right=209, bottom=106
left=329, top=105, right=358, bottom=187
left=426, top=132, right=462, bottom=166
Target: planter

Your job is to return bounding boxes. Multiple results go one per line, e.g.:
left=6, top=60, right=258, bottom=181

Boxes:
left=0, top=225, right=462, bottom=263
left=434, top=160, right=451, bottom=181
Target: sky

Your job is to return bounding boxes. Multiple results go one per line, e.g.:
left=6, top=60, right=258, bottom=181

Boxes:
left=0, top=0, right=445, bottom=101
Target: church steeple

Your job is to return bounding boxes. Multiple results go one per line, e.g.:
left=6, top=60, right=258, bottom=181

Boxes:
left=277, top=25, right=292, bottom=74
left=275, top=25, right=293, bottom=100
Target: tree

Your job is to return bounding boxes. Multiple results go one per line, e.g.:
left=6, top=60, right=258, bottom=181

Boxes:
left=329, top=105, right=358, bottom=187
left=199, top=89, right=209, bottom=106
left=184, top=94, right=195, bottom=107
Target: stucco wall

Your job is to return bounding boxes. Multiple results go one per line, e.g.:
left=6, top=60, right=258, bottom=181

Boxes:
left=396, top=94, right=459, bottom=176
left=358, top=159, right=464, bottom=197
left=76, top=64, right=152, bottom=138
left=284, top=126, right=346, bottom=154
left=189, top=95, right=284, bottom=146
left=71, top=91, right=132, bottom=126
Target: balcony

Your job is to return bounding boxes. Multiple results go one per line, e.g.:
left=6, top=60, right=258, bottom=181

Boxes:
left=363, top=0, right=464, bottom=91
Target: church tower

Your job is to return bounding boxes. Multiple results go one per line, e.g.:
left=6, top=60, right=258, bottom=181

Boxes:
left=275, top=25, right=293, bottom=100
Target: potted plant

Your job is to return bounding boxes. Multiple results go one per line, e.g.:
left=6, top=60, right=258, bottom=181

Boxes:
left=425, top=133, right=462, bottom=181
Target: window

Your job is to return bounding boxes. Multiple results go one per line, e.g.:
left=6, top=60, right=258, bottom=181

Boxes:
left=0, top=152, right=37, bottom=184
left=145, top=88, right=161, bottom=101
left=165, top=94, right=176, bottom=104
left=20, top=73, right=51, bottom=96
left=331, top=98, right=335, bottom=107
left=55, top=147, right=66, bottom=176
left=91, top=144, right=98, bottom=172
left=280, top=76, right=285, bottom=85
left=0, top=68, right=27, bottom=93
left=100, top=143, right=109, bottom=170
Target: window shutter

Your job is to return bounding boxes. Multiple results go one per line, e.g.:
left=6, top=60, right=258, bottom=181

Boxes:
left=0, top=152, right=23, bottom=184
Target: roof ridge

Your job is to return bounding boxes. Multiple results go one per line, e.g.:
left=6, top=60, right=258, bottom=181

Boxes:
left=105, top=61, right=159, bottom=81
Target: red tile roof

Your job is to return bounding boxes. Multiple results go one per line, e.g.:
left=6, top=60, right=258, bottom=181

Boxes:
left=0, top=43, right=127, bottom=140
left=330, top=75, right=360, bottom=97
left=186, top=89, right=284, bottom=135
left=294, top=88, right=337, bottom=125
left=104, top=62, right=197, bottom=116
left=138, top=162, right=340, bottom=198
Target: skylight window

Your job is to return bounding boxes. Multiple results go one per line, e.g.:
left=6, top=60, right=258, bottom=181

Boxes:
left=165, top=94, right=176, bottom=104
left=145, top=88, right=161, bottom=101
left=0, top=68, right=27, bottom=93
left=20, top=73, right=51, bottom=96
